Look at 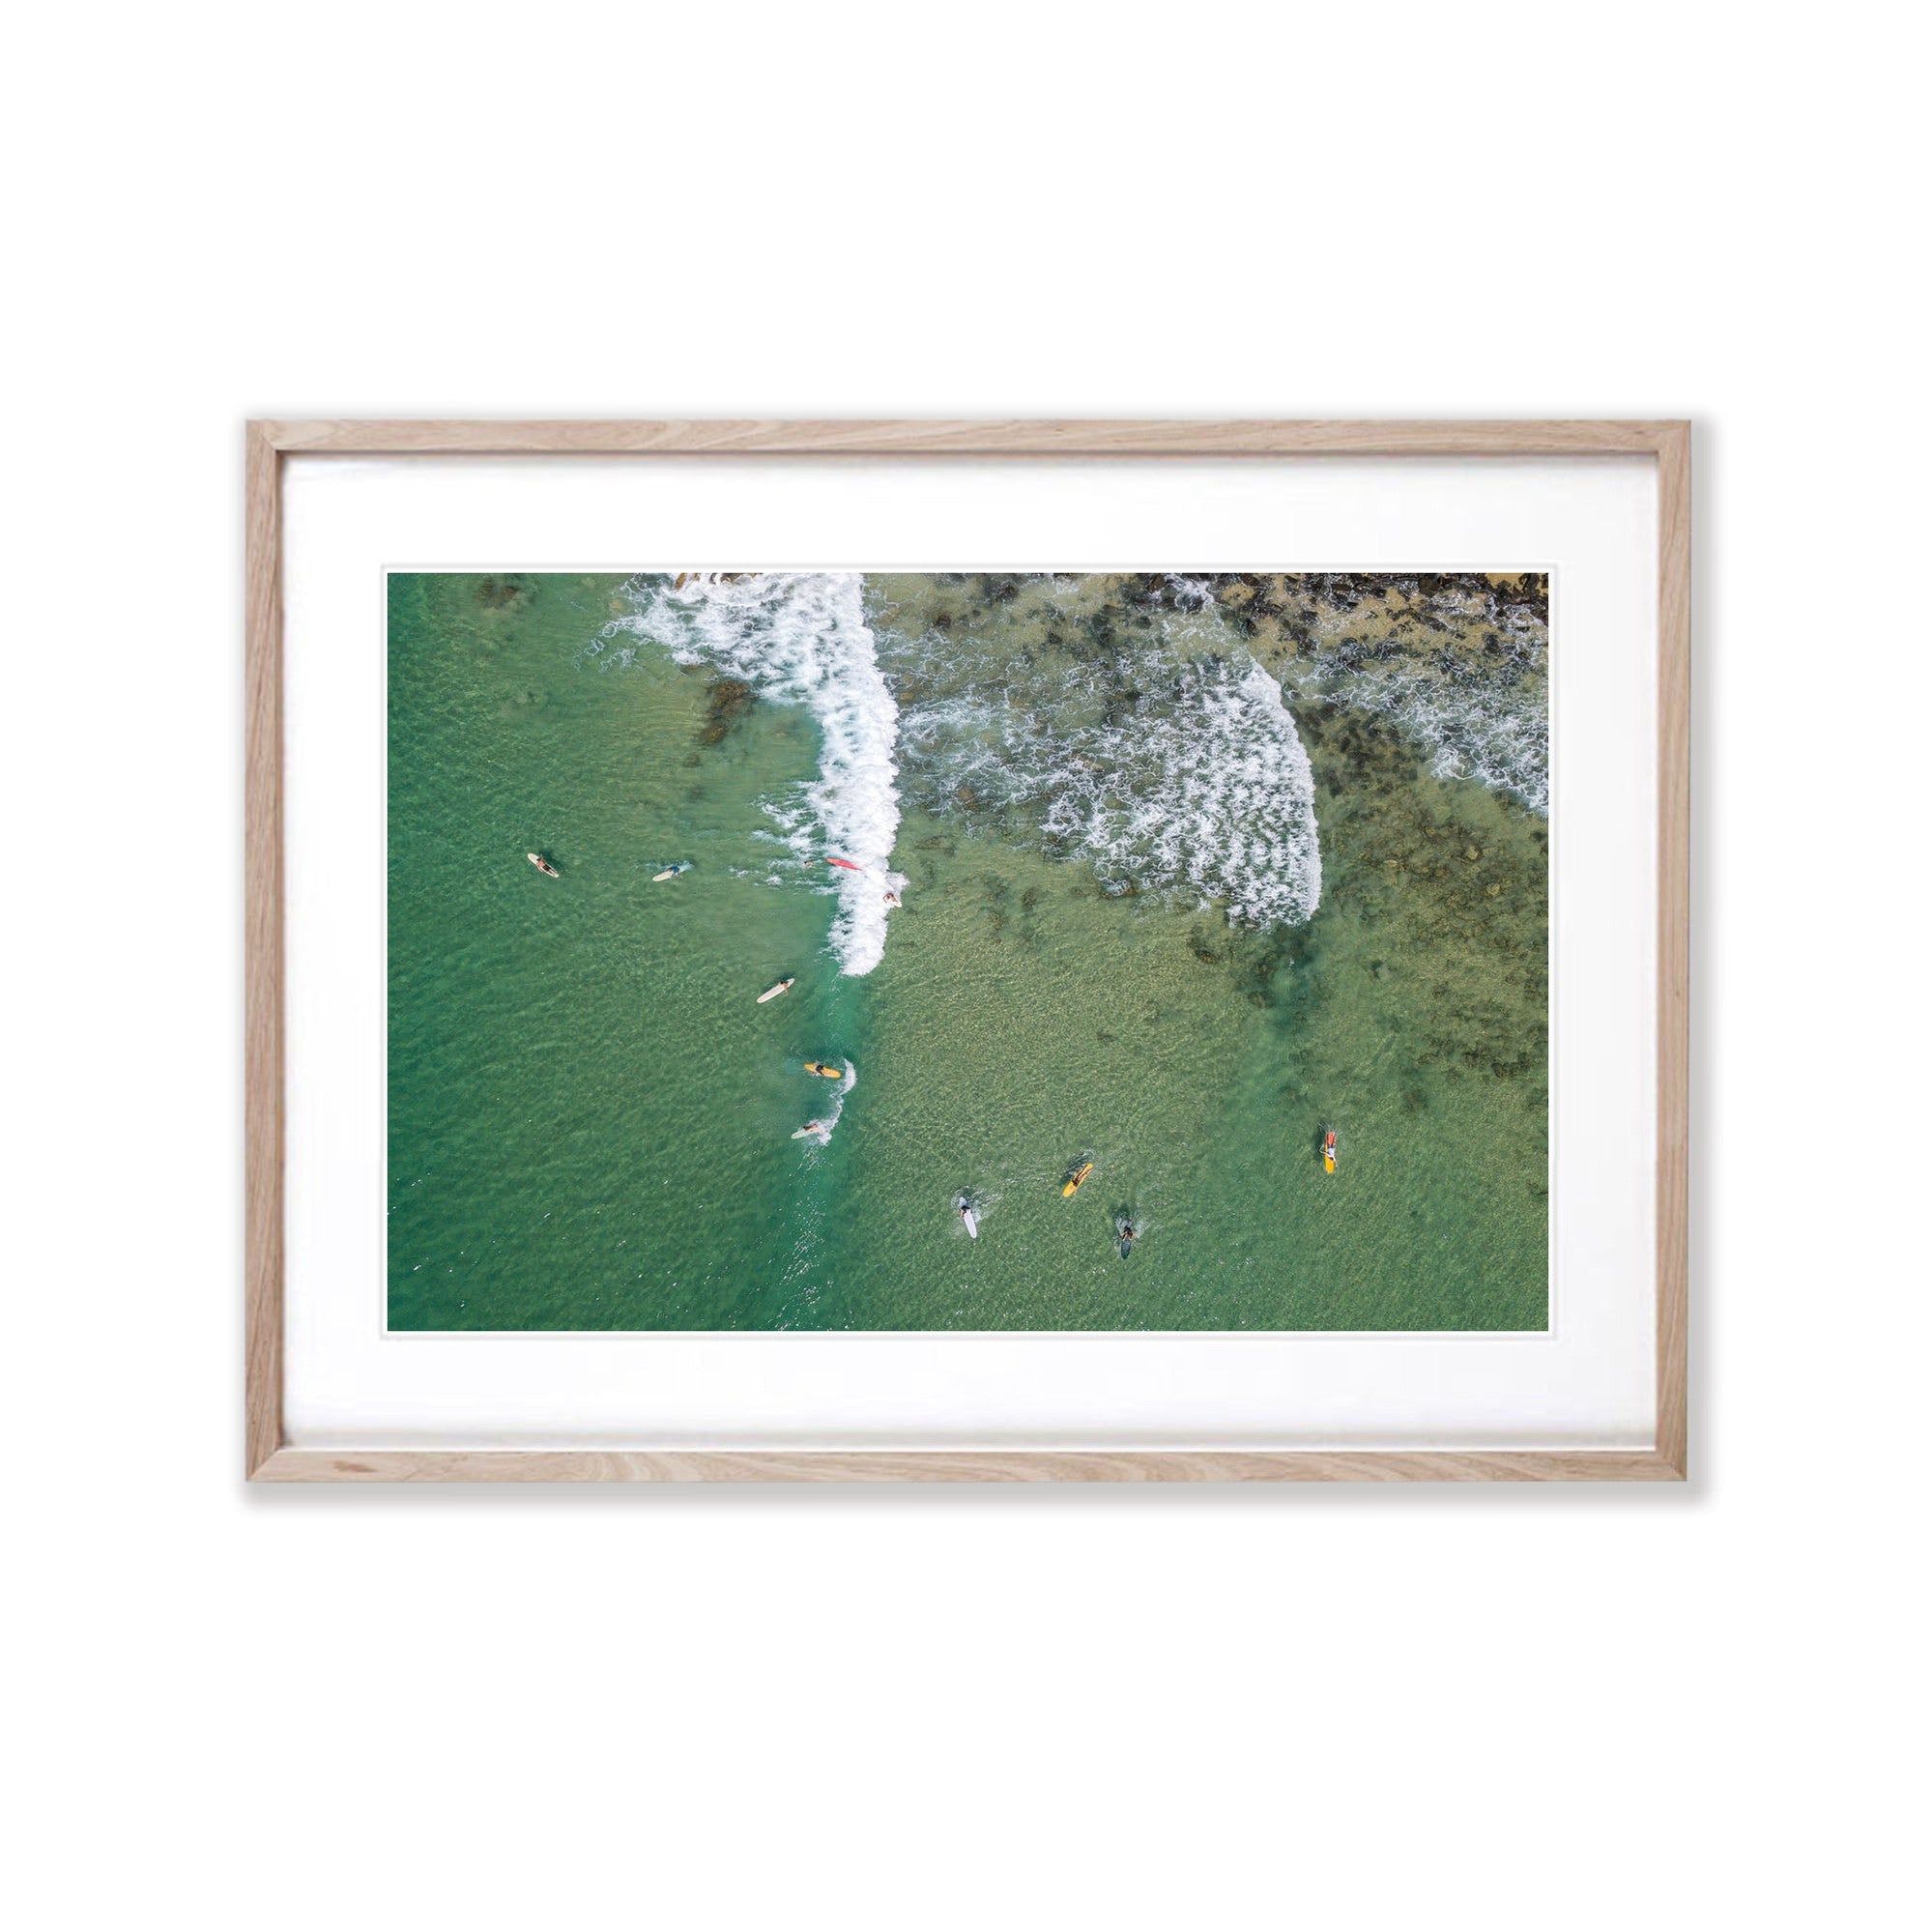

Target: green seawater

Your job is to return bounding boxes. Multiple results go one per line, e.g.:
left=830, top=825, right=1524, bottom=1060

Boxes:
left=388, top=571, right=1547, bottom=1329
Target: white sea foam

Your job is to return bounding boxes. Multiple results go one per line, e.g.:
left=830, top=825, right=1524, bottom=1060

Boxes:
left=1283, top=649, right=1548, bottom=813
left=1288, top=594, right=1549, bottom=812
left=1387, top=676, right=1549, bottom=813
left=898, top=647, right=1323, bottom=929
left=604, top=574, right=903, bottom=974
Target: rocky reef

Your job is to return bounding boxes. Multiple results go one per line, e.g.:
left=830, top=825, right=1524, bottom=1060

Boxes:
left=697, top=676, right=756, bottom=745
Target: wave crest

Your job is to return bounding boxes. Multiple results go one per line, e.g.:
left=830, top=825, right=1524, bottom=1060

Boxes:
left=604, top=574, right=902, bottom=975
left=896, top=644, right=1322, bottom=928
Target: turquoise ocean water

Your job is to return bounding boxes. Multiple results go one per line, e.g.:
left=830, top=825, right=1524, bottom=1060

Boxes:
left=388, top=570, right=1547, bottom=1330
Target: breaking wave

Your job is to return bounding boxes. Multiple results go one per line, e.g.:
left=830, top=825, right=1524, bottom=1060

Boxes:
left=1374, top=673, right=1548, bottom=813
left=1280, top=649, right=1549, bottom=814
left=1281, top=594, right=1549, bottom=814
left=599, top=572, right=1326, bottom=939
left=892, top=639, right=1323, bottom=929
left=602, top=574, right=903, bottom=974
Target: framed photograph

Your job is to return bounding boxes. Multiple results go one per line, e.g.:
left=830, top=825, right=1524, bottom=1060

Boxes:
left=246, top=419, right=1687, bottom=1482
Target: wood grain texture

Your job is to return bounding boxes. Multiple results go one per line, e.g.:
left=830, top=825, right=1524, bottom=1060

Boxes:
left=244, top=419, right=1691, bottom=1484
left=253, top=1448, right=1684, bottom=1484
left=1655, top=423, right=1692, bottom=1477
left=258, top=418, right=1683, bottom=458
left=245, top=423, right=284, bottom=1478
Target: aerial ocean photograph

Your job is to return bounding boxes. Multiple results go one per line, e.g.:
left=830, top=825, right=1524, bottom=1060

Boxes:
left=387, top=568, right=1549, bottom=1331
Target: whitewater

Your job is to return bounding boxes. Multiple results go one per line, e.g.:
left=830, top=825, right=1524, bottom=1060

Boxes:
left=602, top=573, right=905, bottom=975
left=599, top=571, right=1325, bottom=950
left=893, top=639, right=1324, bottom=930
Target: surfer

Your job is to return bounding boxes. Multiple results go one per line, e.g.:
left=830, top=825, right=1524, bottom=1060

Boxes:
left=1116, top=1216, right=1139, bottom=1259
left=957, top=1196, right=980, bottom=1239
left=526, top=852, right=560, bottom=878
left=1323, top=1128, right=1338, bottom=1174
left=757, top=977, right=796, bottom=1004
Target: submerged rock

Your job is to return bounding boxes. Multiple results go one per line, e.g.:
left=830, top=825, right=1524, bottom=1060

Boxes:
left=698, top=676, right=755, bottom=745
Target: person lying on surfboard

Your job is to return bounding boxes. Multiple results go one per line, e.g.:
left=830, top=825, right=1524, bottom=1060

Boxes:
left=526, top=852, right=560, bottom=878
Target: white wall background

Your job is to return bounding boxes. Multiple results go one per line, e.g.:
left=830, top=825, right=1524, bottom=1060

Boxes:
left=5, top=5, right=1925, bottom=1928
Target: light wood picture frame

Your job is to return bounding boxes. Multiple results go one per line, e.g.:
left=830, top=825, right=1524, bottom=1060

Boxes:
left=245, top=419, right=1689, bottom=1483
